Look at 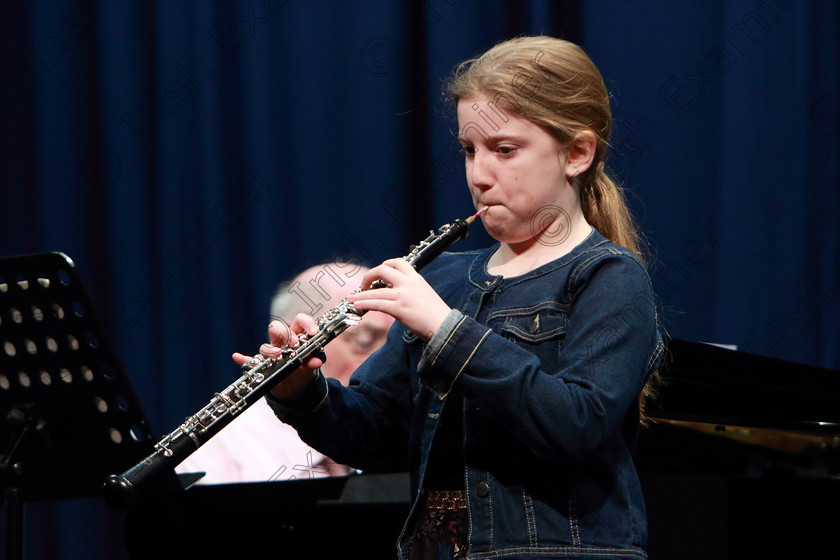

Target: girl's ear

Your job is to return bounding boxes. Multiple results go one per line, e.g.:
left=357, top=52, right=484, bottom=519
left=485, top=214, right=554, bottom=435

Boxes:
left=565, top=131, right=597, bottom=179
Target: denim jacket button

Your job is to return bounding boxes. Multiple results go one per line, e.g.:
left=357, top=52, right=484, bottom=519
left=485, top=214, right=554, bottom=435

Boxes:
left=476, top=481, right=490, bottom=498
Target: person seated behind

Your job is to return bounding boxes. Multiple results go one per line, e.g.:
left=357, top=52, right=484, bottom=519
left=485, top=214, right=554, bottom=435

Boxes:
left=175, top=262, right=394, bottom=484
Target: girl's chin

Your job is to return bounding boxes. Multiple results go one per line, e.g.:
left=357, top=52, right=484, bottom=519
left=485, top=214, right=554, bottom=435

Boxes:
left=483, top=219, right=539, bottom=246
left=483, top=223, right=523, bottom=244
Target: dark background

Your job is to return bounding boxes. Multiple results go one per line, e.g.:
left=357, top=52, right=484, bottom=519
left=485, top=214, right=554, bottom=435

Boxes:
left=0, top=0, right=838, bottom=558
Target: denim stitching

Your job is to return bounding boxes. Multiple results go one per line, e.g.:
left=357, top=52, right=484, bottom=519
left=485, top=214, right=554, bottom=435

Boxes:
left=440, top=328, right=491, bottom=399
left=568, top=491, right=581, bottom=547
left=463, top=400, right=475, bottom=556
left=523, top=489, right=538, bottom=546
left=486, top=471, right=494, bottom=550
left=429, top=315, right=467, bottom=370
left=492, top=302, right=569, bottom=343
left=569, top=251, right=615, bottom=293
left=487, top=300, right=569, bottom=321
left=569, top=247, right=642, bottom=295
left=502, top=323, right=566, bottom=342
left=646, top=338, right=665, bottom=372
left=311, top=372, right=329, bottom=411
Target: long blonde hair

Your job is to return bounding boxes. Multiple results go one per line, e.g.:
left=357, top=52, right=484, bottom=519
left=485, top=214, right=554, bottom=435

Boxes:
left=446, top=36, right=659, bottom=418
left=446, top=36, right=645, bottom=263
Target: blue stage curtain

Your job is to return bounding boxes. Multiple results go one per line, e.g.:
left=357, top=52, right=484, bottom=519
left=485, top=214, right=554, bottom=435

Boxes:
left=0, top=1, right=837, bottom=558
left=581, top=0, right=839, bottom=363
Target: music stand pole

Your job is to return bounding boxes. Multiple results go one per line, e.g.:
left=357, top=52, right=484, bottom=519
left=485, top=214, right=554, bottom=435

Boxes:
left=3, top=484, right=22, bottom=560
left=1, top=411, right=27, bottom=560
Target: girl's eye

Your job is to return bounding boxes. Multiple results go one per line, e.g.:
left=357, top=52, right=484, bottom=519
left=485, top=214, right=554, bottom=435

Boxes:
left=497, top=145, right=516, bottom=155
left=460, top=145, right=476, bottom=156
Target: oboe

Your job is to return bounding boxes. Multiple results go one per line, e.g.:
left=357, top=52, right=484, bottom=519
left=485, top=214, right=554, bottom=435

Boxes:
left=104, top=208, right=486, bottom=508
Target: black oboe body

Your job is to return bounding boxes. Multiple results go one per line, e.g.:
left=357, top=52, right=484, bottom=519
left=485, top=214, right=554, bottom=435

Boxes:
left=103, top=211, right=483, bottom=508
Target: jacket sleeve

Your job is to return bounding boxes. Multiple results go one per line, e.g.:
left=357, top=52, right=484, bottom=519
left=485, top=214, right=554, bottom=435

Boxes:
left=417, top=252, right=662, bottom=466
left=265, top=322, right=413, bottom=470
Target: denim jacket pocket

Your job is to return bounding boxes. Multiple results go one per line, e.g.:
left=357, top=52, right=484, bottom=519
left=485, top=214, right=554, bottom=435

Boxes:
left=492, top=301, right=569, bottom=373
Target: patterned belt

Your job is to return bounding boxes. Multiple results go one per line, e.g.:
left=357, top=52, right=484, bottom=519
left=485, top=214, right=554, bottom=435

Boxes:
left=426, top=489, right=468, bottom=510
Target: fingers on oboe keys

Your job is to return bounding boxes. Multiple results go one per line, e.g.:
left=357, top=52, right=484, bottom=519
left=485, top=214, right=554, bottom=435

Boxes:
left=265, top=314, right=317, bottom=348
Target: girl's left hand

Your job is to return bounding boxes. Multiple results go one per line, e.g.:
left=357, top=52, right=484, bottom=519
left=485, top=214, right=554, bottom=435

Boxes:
left=347, top=258, right=450, bottom=342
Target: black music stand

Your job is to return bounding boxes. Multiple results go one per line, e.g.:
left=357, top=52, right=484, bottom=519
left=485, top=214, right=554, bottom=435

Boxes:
left=0, top=252, right=178, bottom=560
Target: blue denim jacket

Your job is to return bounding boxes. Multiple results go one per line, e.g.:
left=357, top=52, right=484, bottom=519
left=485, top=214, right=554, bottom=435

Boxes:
left=269, top=229, right=663, bottom=559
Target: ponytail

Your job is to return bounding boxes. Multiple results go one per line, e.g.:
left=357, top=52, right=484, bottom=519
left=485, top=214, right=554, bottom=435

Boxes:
left=578, top=163, right=658, bottom=423
left=579, top=162, right=645, bottom=264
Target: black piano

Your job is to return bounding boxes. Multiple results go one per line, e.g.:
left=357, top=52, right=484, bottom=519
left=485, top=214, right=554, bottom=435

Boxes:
left=636, top=338, right=840, bottom=559
left=124, top=338, right=840, bottom=559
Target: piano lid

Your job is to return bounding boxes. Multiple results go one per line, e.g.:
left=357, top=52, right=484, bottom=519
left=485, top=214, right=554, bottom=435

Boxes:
left=636, top=338, right=840, bottom=478
left=648, top=337, right=840, bottom=434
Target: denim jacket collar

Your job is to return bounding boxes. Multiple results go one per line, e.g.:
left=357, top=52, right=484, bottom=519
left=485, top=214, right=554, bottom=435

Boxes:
left=468, top=226, right=604, bottom=290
